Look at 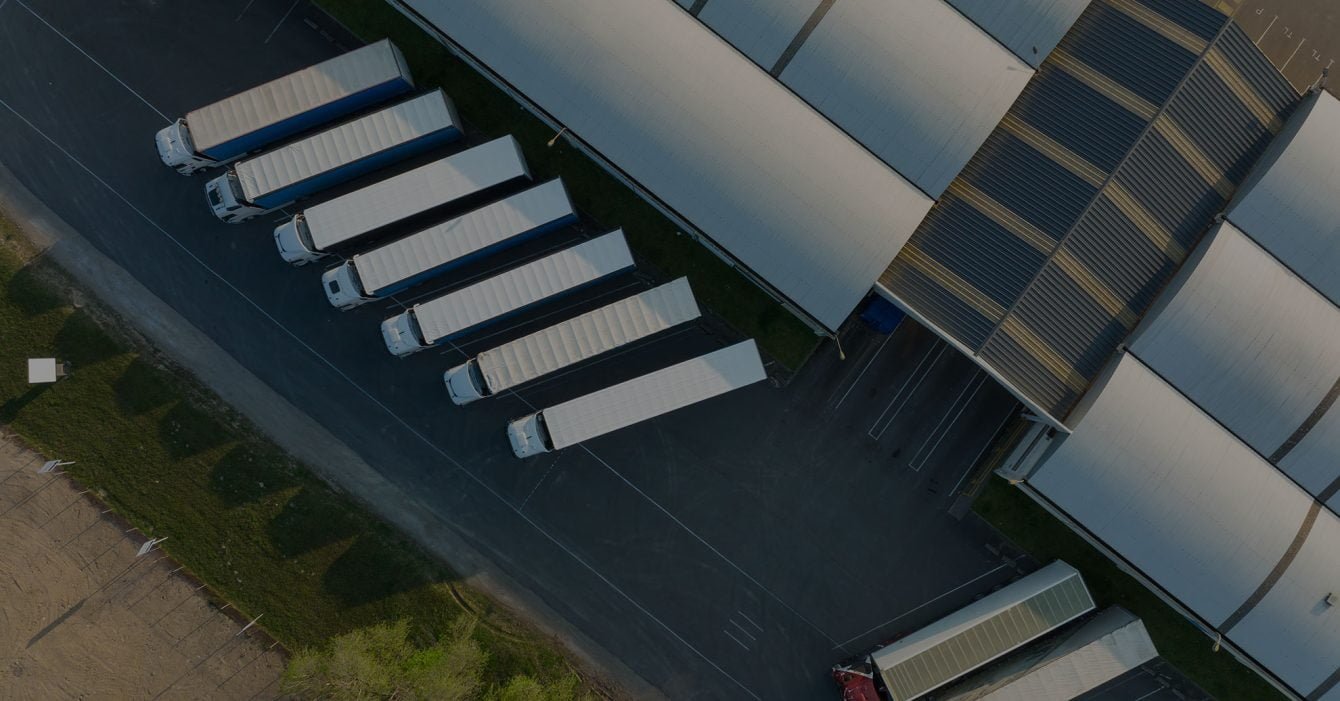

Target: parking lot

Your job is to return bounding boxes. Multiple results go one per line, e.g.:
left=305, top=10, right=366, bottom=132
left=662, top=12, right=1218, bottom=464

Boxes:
left=0, top=0, right=1022, bottom=697
left=1233, top=0, right=1340, bottom=93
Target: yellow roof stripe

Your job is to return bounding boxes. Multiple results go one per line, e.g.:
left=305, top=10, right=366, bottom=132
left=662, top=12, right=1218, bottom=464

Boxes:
left=949, top=181, right=1058, bottom=255
left=1050, top=51, right=1158, bottom=121
left=1103, top=183, right=1188, bottom=262
left=1204, top=48, right=1285, bottom=133
left=999, top=316, right=1092, bottom=392
left=898, top=245, right=1006, bottom=322
left=1152, top=116, right=1236, bottom=199
left=1052, top=248, right=1141, bottom=329
left=1000, top=114, right=1108, bottom=188
left=1104, top=0, right=1207, bottom=55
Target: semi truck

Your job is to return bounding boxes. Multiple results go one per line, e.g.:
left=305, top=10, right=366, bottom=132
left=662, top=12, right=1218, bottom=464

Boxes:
left=381, top=230, right=634, bottom=357
left=156, top=39, right=414, bottom=174
left=275, top=135, right=530, bottom=264
left=205, top=90, right=461, bottom=223
left=445, top=277, right=700, bottom=405
left=505, top=339, right=765, bottom=458
left=323, top=180, right=575, bottom=309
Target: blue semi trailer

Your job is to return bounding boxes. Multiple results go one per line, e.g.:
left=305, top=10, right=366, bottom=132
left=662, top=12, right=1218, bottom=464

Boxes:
left=156, top=39, right=414, bottom=175
left=204, top=90, right=461, bottom=223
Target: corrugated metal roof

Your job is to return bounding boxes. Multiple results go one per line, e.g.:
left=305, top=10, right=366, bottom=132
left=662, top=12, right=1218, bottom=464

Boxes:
left=1228, top=91, right=1340, bottom=306
left=1030, top=353, right=1314, bottom=625
left=1129, top=222, right=1340, bottom=504
left=188, top=39, right=410, bottom=154
left=475, top=278, right=701, bottom=393
left=352, top=180, right=573, bottom=297
left=304, top=135, right=528, bottom=251
left=871, top=561, right=1096, bottom=701
left=944, top=0, right=1092, bottom=68
left=878, top=0, right=1298, bottom=425
left=776, top=0, right=1034, bottom=196
left=412, top=231, right=634, bottom=344
left=402, top=0, right=932, bottom=331
left=235, top=90, right=458, bottom=201
left=543, top=340, right=766, bottom=449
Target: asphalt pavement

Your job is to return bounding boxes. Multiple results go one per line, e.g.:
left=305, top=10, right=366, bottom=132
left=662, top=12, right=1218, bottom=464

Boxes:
left=0, top=1, right=1022, bottom=697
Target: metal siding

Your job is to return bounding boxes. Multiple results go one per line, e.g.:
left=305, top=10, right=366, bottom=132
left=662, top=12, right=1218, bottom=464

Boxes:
left=477, top=278, right=701, bottom=393
left=1113, top=131, right=1223, bottom=252
left=413, top=231, right=634, bottom=344
left=695, top=0, right=822, bottom=69
left=304, top=136, right=528, bottom=252
left=778, top=0, right=1035, bottom=197
left=914, top=198, right=1048, bottom=310
left=1030, top=353, right=1314, bottom=626
left=1065, top=4, right=1201, bottom=107
left=1165, top=65, right=1275, bottom=184
left=1064, top=198, right=1176, bottom=315
left=943, top=0, right=1091, bottom=68
left=879, top=260, right=996, bottom=351
left=234, top=91, right=460, bottom=202
left=1217, top=23, right=1300, bottom=115
left=402, top=0, right=933, bottom=331
left=353, top=180, right=574, bottom=296
left=1008, top=263, right=1129, bottom=380
left=1127, top=0, right=1224, bottom=40
left=1009, top=66, right=1145, bottom=173
left=542, top=340, right=767, bottom=449
left=978, top=329, right=1078, bottom=415
left=188, top=39, right=413, bottom=157
left=960, top=131, right=1098, bottom=241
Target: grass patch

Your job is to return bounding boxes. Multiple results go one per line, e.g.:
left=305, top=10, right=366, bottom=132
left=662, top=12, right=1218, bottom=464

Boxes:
left=974, top=477, right=1285, bottom=701
left=314, top=0, right=820, bottom=370
left=0, top=213, right=594, bottom=694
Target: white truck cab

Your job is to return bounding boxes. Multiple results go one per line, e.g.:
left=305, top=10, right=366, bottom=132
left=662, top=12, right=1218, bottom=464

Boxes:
left=204, top=171, right=268, bottom=223
left=155, top=119, right=215, bottom=174
left=444, top=360, right=489, bottom=405
left=506, top=413, right=551, bottom=458
left=275, top=214, right=321, bottom=265
left=321, top=263, right=369, bottom=309
left=380, top=311, right=426, bottom=357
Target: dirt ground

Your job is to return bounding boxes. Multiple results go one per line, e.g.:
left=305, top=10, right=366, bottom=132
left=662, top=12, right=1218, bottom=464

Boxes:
left=0, top=430, right=284, bottom=700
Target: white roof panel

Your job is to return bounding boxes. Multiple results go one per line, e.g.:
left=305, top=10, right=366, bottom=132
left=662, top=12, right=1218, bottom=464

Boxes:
left=1030, top=353, right=1313, bottom=625
left=189, top=39, right=411, bottom=154
left=777, top=0, right=1033, bottom=197
left=413, top=231, right=634, bottom=344
left=304, top=135, right=528, bottom=251
left=353, top=180, right=574, bottom=296
left=402, top=0, right=933, bottom=330
left=1282, top=407, right=1340, bottom=512
left=1227, top=91, right=1340, bottom=306
left=1129, top=222, right=1340, bottom=484
left=477, top=278, right=701, bottom=393
left=544, top=340, right=766, bottom=449
left=697, top=0, right=824, bottom=68
left=1231, top=509, right=1340, bottom=699
left=236, top=91, right=458, bottom=201
left=944, top=0, right=1091, bottom=68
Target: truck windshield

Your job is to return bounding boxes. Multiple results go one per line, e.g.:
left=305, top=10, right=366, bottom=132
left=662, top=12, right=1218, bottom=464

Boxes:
left=468, top=361, right=490, bottom=397
left=535, top=412, right=554, bottom=451
left=296, top=216, right=315, bottom=249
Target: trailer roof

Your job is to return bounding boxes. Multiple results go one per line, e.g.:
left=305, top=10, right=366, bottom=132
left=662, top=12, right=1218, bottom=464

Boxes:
left=413, top=231, right=634, bottom=344
left=353, top=179, right=573, bottom=296
left=401, top=0, right=932, bottom=331
left=476, top=278, right=701, bottom=393
left=303, top=135, right=526, bottom=251
left=543, top=340, right=766, bottom=450
left=188, top=39, right=410, bottom=154
left=235, top=90, right=458, bottom=201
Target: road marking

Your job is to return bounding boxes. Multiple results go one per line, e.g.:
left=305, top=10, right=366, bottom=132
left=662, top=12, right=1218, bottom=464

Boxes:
left=728, top=618, right=756, bottom=641
left=833, top=563, right=1009, bottom=649
left=519, top=454, right=562, bottom=512
left=1282, top=38, right=1307, bottom=71
left=234, top=0, right=258, bottom=22
left=831, top=332, right=892, bottom=411
left=949, top=409, right=1017, bottom=497
left=0, top=99, right=762, bottom=701
left=909, top=372, right=985, bottom=472
left=722, top=628, right=751, bottom=651
left=1256, top=15, right=1278, bottom=45
left=264, top=0, right=302, bottom=44
left=12, top=0, right=170, bottom=124
left=868, top=344, right=946, bottom=441
left=737, top=611, right=763, bottom=632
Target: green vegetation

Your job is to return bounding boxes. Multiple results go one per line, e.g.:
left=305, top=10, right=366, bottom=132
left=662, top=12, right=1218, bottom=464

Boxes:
left=0, top=215, right=596, bottom=696
left=314, top=0, right=820, bottom=369
left=974, top=478, right=1285, bottom=701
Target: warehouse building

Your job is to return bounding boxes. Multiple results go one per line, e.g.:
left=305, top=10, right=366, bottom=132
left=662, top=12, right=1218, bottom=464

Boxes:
left=1003, top=90, right=1340, bottom=700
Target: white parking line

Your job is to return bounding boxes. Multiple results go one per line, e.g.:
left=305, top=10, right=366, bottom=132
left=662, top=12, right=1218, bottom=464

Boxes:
left=831, top=332, right=892, bottom=411
left=13, top=0, right=170, bottom=124
left=833, top=563, right=1008, bottom=649
left=0, top=98, right=762, bottom=701
left=234, top=0, right=259, bottom=22
left=1255, top=15, right=1277, bottom=45
left=728, top=618, right=756, bottom=641
left=722, top=628, right=750, bottom=651
left=1282, top=38, right=1307, bottom=70
left=868, top=344, right=946, bottom=441
left=909, top=372, right=985, bottom=472
left=738, top=611, right=763, bottom=632
left=264, top=0, right=302, bottom=45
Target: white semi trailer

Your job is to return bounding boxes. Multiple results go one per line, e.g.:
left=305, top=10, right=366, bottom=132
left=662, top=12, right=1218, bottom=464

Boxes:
left=156, top=39, right=414, bottom=174
left=275, top=135, right=530, bottom=264
left=322, top=180, right=575, bottom=309
left=380, top=231, right=635, bottom=357
left=205, top=90, right=462, bottom=223
left=506, top=339, right=766, bottom=458
left=445, top=278, right=700, bottom=405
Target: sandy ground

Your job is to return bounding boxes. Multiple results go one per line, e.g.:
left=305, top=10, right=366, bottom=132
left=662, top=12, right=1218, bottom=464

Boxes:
left=0, top=431, right=284, bottom=700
